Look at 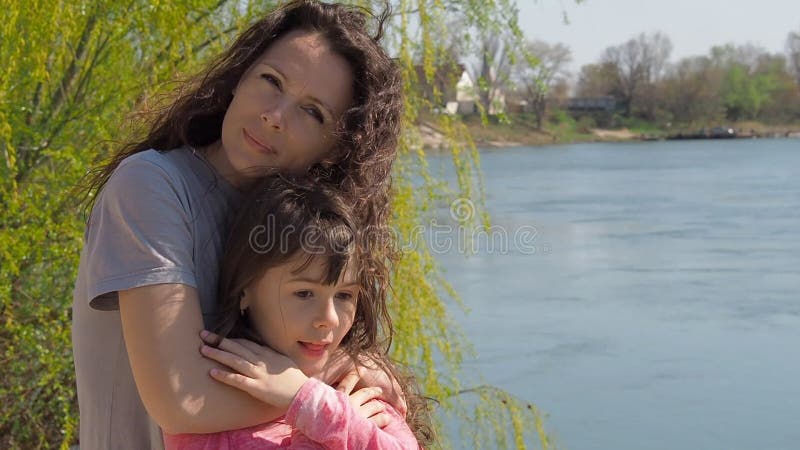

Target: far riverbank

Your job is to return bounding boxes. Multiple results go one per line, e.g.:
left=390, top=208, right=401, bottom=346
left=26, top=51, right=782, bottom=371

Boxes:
left=419, top=114, right=800, bottom=150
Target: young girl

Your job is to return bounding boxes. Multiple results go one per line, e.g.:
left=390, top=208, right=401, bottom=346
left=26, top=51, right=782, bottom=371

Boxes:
left=71, top=1, right=403, bottom=448
left=164, top=175, right=430, bottom=449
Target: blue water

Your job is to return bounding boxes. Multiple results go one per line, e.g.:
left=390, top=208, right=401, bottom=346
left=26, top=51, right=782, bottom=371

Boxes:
left=432, top=138, right=800, bottom=450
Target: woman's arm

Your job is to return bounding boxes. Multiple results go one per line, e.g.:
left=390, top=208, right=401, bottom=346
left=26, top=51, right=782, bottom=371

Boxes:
left=119, top=284, right=284, bottom=433
left=80, top=153, right=285, bottom=434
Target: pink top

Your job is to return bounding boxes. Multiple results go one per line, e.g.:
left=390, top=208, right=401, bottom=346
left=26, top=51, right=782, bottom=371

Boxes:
left=164, top=378, right=419, bottom=449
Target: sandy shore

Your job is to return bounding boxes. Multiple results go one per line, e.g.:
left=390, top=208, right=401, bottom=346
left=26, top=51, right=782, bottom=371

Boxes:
left=590, top=128, right=638, bottom=140
left=419, top=122, right=799, bottom=150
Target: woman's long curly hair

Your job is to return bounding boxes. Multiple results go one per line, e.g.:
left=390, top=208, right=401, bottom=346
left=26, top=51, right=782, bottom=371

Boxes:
left=82, top=0, right=423, bottom=440
left=214, top=174, right=432, bottom=445
left=85, top=0, right=402, bottom=233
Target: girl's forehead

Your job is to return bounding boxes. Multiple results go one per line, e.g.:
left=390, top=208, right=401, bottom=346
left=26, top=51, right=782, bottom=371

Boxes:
left=285, top=253, right=359, bottom=284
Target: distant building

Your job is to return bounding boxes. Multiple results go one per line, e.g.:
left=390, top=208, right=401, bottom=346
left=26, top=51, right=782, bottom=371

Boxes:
left=451, top=70, right=479, bottom=115
left=567, top=96, right=616, bottom=112
left=413, top=63, right=477, bottom=115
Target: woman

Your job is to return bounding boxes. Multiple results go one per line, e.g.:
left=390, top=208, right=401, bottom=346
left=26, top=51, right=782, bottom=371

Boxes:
left=71, top=2, right=403, bottom=448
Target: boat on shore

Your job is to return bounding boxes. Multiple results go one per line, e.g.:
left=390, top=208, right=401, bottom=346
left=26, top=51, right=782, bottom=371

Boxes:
left=667, top=126, right=737, bottom=140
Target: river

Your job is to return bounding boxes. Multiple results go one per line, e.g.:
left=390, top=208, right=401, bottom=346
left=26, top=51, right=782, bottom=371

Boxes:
left=431, top=138, right=800, bottom=450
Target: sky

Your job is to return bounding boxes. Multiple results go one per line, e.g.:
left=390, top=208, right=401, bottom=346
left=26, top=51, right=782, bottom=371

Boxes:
left=516, top=0, right=800, bottom=73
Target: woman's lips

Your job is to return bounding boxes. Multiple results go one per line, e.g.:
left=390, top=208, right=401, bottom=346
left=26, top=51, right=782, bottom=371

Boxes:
left=243, top=129, right=276, bottom=155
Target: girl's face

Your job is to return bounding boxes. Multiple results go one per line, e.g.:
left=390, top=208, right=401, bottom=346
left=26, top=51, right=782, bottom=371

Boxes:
left=241, top=254, right=359, bottom=376
left=213, top=30, right=354, bottom=188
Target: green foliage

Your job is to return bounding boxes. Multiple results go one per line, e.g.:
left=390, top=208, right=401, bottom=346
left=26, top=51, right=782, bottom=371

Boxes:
left=440, top=385, right=555, bottom=450
left=575, top=116, right=596, bottom=134
left=576, top=37, right=800, bottom=125
left=717, top=55, right=799, bottom=122
left=614, top=116, right=663, bottom=134
left=548, top=109, right=575, bottom=126
left=1, top=0, right=552, bottom=448
left=720, top=64, right=773, bottom=120
left=0, top=0, right=275, bottom=446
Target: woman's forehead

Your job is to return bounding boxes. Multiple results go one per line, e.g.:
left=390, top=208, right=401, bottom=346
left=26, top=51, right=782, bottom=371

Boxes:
left=252, top=29, right=354, bottom=116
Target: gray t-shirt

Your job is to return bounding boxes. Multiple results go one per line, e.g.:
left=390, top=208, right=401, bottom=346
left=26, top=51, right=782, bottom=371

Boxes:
left=71, top=147, right=241, bottom=450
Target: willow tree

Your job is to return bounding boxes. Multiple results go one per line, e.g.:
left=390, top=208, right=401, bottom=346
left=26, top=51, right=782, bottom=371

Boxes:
left=1, top=1, right=550, bottom=448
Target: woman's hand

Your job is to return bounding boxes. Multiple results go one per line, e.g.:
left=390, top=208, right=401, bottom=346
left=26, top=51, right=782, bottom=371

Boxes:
left=199, top=330, right=308, bottom=409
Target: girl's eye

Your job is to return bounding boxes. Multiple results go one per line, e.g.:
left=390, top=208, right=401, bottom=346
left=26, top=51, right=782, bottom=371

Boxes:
left=261, top=74, right=281, bottom=89
left=305, top=106, right=324, bottom=124
left=335, top=292, right=354, bottom=301
left=294, top=290, right=313, bottom=299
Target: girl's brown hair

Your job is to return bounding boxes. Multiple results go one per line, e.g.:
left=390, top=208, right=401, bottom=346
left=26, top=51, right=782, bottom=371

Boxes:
left=86, top=0, right=402, bottom=232
left=214, top=174, right=432, bottom=445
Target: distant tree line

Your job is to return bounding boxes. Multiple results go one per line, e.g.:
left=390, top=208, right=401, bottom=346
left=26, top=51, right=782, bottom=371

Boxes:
left=436, top=26, right=800, bottom=129
left=577, top=30, right=800, bottom=125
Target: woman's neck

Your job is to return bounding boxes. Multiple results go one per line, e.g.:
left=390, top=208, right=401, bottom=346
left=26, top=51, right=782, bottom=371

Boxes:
left=201, top=141, right=253, bottom=191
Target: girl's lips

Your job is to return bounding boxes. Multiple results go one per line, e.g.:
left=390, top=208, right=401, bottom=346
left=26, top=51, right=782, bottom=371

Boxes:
left=298, top=341, right=330, bottom=357
left=243, top=129, right=276, bottom=155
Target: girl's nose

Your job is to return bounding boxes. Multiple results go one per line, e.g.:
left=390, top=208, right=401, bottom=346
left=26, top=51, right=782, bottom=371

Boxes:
left=312, top=299, right=339, bottom=329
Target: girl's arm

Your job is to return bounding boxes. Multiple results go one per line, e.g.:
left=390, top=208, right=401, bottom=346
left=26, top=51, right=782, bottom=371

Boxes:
left=119, top=284, right=284, bottom=433
left=202, top=337, right=419, bottom=449
left=317, top=351, right=408, bottom=417
left=286, top=379, right=419, bottom=450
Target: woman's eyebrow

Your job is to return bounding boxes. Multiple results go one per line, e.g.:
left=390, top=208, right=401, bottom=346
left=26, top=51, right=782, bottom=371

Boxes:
left=257, top=62, right=285, bottom=79
left=257, top=62, right=335, bottom=118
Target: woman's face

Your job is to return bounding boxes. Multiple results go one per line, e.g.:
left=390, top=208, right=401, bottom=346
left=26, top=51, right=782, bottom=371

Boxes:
left=241, top=255, right=359, bottom=377
left=213, top=30, right=354, bottom=188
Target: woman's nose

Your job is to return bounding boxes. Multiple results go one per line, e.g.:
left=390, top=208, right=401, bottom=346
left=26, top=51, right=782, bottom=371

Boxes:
left=261, top=99, right=287, bottom=130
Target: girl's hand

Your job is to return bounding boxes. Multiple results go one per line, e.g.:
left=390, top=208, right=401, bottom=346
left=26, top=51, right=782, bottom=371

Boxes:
left=344, top=386, right=391, bottom=429
left=199, top=330, right=308, bottom=409
left=324, top=352, right=408, bottom=417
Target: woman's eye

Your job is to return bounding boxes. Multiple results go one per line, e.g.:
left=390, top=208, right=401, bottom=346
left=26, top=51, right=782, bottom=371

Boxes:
left=305, top=106, right=324, bottom=124
left=261, top=74, right=281, bottom=89
left=294, top=290, right=313, bottom=299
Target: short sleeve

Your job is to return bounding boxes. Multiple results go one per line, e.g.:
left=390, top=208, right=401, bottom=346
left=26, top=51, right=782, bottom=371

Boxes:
left=83, top=155, right=197, bottom=310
